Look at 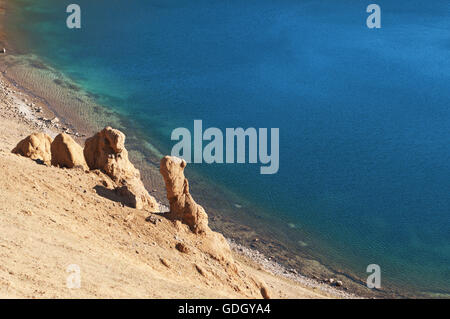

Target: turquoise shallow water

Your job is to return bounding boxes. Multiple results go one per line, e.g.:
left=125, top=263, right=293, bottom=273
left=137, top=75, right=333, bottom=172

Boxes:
left=5, top=0, right=450, bottom=295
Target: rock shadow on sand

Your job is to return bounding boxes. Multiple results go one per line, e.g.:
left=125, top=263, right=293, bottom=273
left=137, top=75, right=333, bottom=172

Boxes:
left=93, top=185, right=127, bottom=206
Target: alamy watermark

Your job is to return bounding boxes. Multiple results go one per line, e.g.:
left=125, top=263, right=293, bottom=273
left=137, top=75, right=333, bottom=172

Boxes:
left=366, top=264, right=381, bottom=289
left=66, top=264, right=81, bottom=289
left=65, top=4, right=381, bottom=30
left=66, top=4, right=81, bottom=29
left=367, top=4, right=381, bottom=29
left=171, top=120, right=279, bottom=175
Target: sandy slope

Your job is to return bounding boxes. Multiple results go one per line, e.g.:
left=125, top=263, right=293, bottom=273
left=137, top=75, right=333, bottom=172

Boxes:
left=0, top=73, right=340, bottom=299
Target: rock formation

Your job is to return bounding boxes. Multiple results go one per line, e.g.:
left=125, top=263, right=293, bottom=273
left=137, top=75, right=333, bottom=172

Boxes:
left=9, top=131, right=271, bottom=299
left=159, top=155, right=271, bottom=299
left=51, top=133, right=88, bottom=170
left=12, top=133, right=52, bottom=165
left=160, top=156, right=209, bottom=234
left=84, top=127, right=158, bottom=211
left=159, top=156, right=233, bottom=261
left=115, top=178, right=156, bottom=210
left=159, top=156, right=236, bottom=263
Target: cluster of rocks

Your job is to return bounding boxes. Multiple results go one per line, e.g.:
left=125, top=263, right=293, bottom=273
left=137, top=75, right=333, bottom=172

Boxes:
left=11, top=126, right=235, bottom=239
left=2, top=87, right=16, bottom=96
left=0, top=77, right=67, bottom=136
left=229, top=240, right=356, bottom=298
left=19, top=96, right=84, bottom=136
left=12, top=127, right=272, bottom=299
left=324, top=278, right=344, bottom=287
left=12, top=126, right=158, bottom=211
left=0, top=81, right=73, bottom=135
left=35, top=116, right=83, bottom=137
left=34, top=115, right=83, bottom=137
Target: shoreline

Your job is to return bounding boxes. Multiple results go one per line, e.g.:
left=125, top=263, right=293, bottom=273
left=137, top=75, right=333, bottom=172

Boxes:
left=0, top=90, right=339, bottom=299
left=0, top=1, right=419, bottom=299
left=0, top=62, right=360, bottom=300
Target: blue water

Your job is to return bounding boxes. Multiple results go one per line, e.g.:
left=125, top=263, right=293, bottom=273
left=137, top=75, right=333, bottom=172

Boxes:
left=7, top=0, right=450, bottom=294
